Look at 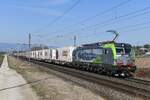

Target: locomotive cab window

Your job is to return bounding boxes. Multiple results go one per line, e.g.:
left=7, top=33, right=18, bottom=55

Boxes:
left=104, top=49, right=109, bottom=54
left=116, top=47, right=125, bottom=55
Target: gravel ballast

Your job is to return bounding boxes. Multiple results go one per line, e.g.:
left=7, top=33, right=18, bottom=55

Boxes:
left=8, top=56, right=145, bottom=100
left=8, top=56, right=105, bottom=100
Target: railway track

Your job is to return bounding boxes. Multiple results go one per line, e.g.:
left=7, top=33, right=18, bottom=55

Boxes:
left=125, top=78, right=150, bottom=86
left=25, top=58, right=150, bottom=99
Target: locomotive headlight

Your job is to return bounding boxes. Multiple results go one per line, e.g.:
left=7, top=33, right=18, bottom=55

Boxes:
left=121, top=73, right=125, bottom=77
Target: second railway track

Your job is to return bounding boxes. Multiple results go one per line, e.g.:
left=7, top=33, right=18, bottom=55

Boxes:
left=125, top=77, right=150, bottom=86
left=24, top=58, right=150, bottom=99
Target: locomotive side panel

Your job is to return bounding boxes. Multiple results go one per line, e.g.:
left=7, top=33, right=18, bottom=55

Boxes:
left=51, top=49, right=57, bottom=60
left=73, top=46, right=104, bottom=64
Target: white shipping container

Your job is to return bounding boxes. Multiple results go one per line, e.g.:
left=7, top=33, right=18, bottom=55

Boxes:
left=57, top=46, right=76, bottom=62
left=51, top=49, right=57, bottom=60
left=34, top=51, right=37, bottom=59
left=31, top=51, right=35, bottom=58
left=37, top=50, right=41, bottom=59
left=38, top=50, right=44, bottom=59
left=35, top=50, right=40, bottom=59
left=33, top=51, right=37, bottom=59
left=42, top=49, right=51, bottom=60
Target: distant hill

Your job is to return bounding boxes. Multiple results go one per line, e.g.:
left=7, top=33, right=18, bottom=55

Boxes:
left=0, top=43, right=27, bottom=52
left=0, top=43, right=57, bottom=52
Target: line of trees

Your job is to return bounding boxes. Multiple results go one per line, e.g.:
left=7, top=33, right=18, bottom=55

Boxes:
left=133, top=44, right=150, bottom=56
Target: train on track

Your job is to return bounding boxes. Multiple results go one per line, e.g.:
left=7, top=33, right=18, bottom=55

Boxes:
left=14, top=31, right=136, bottom=77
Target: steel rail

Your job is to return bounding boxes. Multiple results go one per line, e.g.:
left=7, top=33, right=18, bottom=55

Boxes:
left=125, top=78, right=150, bottom=86
left=19, top=57, right=150, bottom=99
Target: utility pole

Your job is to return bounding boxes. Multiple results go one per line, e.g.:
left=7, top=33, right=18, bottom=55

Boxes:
left=17, top=43, right=19, bottom=61
left=74, top=35, right=76, bottom=46
left=29, top=33, right=31, bottom=62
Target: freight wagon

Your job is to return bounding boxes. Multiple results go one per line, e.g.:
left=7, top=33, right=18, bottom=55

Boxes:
left=57, top=46, right=76, bottom=64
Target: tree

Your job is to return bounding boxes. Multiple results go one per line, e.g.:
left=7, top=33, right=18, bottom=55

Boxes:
left=144, top=44, right=150, bottom=49
left=31, top=46, right=49, bottom=51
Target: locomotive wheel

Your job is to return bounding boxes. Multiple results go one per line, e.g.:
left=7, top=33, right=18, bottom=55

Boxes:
left=90, top=67, right=93, bottom=72
left=107, top=71, right=113, bottom=76
left=86, top=67, right=89, bottom=71
left=94, top=68, right=97, bottom=73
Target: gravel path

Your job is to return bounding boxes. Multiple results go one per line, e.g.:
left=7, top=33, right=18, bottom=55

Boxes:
left=0, top=55, right=39, bottom=100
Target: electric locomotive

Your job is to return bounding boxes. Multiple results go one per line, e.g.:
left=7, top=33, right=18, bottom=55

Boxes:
left=72, top=30, right=136, bottom=77
left=74, top=41, right=136, bottom=77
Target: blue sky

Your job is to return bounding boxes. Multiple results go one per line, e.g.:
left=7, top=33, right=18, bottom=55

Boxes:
left=0, top=0, right=150, bottom=47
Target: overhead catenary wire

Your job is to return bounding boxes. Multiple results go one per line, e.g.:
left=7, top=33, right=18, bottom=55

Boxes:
left=72, top=19, right=150, bottom=41
left=121, top=24, right=150, bottom=32
left=60, top=5, right=150, bottom=36
left=82, top=6, right=150, bottom=30
left=101, top=21, right=150, bottom=35
left=81, top=24, right=150, bottom=45
left=93, top=10, right=150, bottom=30
left=35, top=8, right=150, bottom=46
left=116, top=20, right=150, bottom=30
left=62, top=0, right=132, bottom=29
left=42, top=0, right=132, bottom=35
left=32, top=1, right=150, bottom=46
left=38, top=4, right=150, bottom=41
left=32, top=0, right=132, bottom=44
left=32, top=0, right=81, bottom=34
left=78, top=9, right=150, bottom=34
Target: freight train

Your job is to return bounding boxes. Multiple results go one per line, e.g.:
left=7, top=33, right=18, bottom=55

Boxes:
left=14, top=41, right=136, bottom=77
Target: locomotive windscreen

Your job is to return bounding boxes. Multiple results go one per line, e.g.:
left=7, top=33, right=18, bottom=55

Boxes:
left=115, top=43, right=132, bottom=54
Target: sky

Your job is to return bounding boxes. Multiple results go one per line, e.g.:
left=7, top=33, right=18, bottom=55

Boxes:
left=0, top=0, right=150, bottom=47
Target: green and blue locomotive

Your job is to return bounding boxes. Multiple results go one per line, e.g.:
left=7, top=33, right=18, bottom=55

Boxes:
left=73, top=41, right=136, bottom=77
